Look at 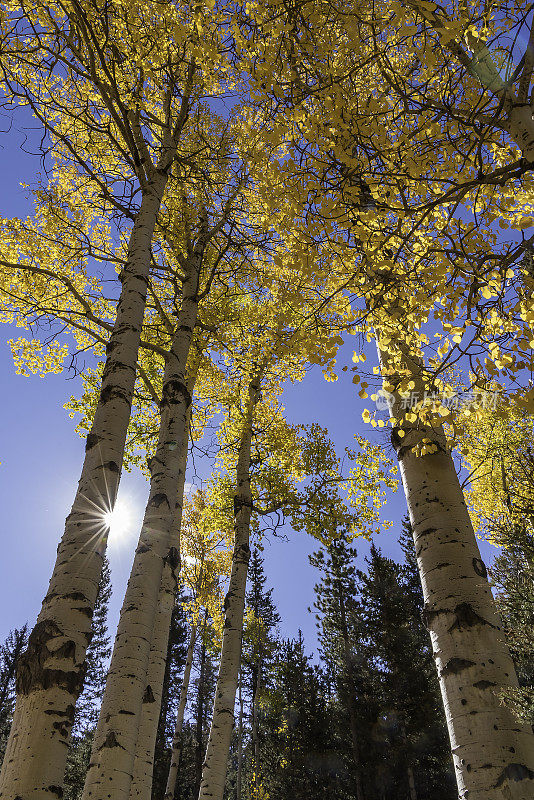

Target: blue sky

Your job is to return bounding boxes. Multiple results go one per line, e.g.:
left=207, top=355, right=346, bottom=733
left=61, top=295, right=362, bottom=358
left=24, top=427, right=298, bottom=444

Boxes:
left=0, top=109, right=498, bottom=658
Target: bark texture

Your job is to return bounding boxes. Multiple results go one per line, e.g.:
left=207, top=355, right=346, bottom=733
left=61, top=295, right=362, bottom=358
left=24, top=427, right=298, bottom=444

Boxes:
left=82, top=256, right=202, bottom=800
left=129, top=443, right=190, bottom=800
left=197, top=375, right=260, bottom=800
left=0, top=176, right=167, bottom=800
left=382, top=349, right=534, bottom=799
left=164, top=623, right=197, bottom=800
left=236, top=679, right=243, bottom=800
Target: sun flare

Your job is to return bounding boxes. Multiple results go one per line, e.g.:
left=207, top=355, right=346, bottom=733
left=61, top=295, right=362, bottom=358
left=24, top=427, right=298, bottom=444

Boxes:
left=104, top=498, right=133, bottom=544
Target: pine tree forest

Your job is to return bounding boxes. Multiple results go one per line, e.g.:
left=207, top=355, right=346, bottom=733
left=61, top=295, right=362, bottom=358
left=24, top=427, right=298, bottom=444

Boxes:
left=2, top=1, right=534, bottom=798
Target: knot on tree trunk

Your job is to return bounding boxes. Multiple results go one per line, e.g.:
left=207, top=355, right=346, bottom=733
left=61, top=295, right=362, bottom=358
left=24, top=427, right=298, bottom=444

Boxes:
left=159, top=378, right=192, bottom=410
left=448, top=602, right=496, bottom=633
left=143, top=684, right=156, bottom=703
left=16, top=619, right=86, bottom=696
left=494, top=763, right=534, bottom=787
left=164, top=546, right=180, bottom=572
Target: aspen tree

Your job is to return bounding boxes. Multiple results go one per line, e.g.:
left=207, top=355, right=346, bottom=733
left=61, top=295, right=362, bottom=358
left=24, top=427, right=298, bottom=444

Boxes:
left=0, top=1, right=241, bottom=792
left=81, top=242, right=215, bottom=798
left=196, top=282, right=396, bottom=799
left=164, top=623, right=198, bottom=800
left=101, top=197, right=352, bottom=799
left=198, top=367, right=264, bottom=800
left=130, top=479, right=230, bottom=800
left=164, top=496, right=229, bottom=800
left=246, top=13, right=534, bottom=788
left=373, top=328, right=534, bottom=800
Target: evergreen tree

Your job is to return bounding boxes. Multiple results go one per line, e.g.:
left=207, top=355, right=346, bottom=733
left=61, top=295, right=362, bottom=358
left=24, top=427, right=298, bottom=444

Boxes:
left=260, top=632, right=348, bottom=800
left=357, top=531, right=456, bottom=800
left=242, top=549, right=280, bottom=790
left=490, top=537, right=534, bottom=724
left=64, top=557, right=112, bottom=800
left=310, top=531, right=376, bottom=800
left=0, top=626, right=28, bottom=768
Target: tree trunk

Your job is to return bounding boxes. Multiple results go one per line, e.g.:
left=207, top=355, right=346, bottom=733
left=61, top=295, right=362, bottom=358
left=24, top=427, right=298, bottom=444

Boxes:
left=379, top=342, right=534, bottom=799
left=194, top=622, right=209, bottom=800
left=236, top=678, right=243, bottom=800
left=81, top=254, right=202, bottom=800
left=251, top=666, right=260, bottom=782
left=198, top=373, right=261, bottom=800
left=0, top=175, right=168, bottom=800
left=129, top=440, right=191, bottom=800
left=332, top=558, right=365, bottom=800
left=164, top=622, right=198, bottom=800
left=150, top=607, right=176, bottom=800
left=343, top=668, right=365, bottom=800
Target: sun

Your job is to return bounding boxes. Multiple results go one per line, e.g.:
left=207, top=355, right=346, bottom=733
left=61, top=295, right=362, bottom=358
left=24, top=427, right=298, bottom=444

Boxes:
left=104, top=498, right=133, bottom=544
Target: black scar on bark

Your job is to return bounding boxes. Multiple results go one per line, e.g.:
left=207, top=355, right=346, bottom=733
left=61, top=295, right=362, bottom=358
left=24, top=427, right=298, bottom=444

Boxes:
left=494, top=763, right=534, bottom=786
left=417, top=527, right=437, bottom=540
left=62, top=592, right=88, bottom=602
left=448, top=603, right=496, bottom=633
left=234, top=496, right=252, bottom=516
left=474, top=680, right=497, bottom=690
left=159, top=379, right=192, bottom=410
left=119, top=709, right=135, bottom=715
left=53, top=718, right=71, bottom=737
left=136, top=544, right=150, bottom=554
left=164, top=546, right=180, bottom=571
left=96, top=460, right=119, bottom=473
left=237, top=543, right=251, bottom=560
left=223, top=593, right=230, bottom=612
left=48, top=705, right=75, bottom=736
left=390, top=427, right=406, bottom=452
left=16, top=620, right=86, bottom=696
left=105, top=338, right=118, bottom=356
left=86, top=433, right=101, bottom=451
left=47, top=786, right=64, bottom=798
left=143, top=684, right=155, bottom=703
left=100, top=384, right=132, bottom=407
left=149, top=493, right=170, bottom=508
left=440, top=657, right=476, bottom=677
left=99, top=730, right=125, bottom=749
left=472, top=557, right=488, bottom=578
left=102, top=360, right=136, bottom=382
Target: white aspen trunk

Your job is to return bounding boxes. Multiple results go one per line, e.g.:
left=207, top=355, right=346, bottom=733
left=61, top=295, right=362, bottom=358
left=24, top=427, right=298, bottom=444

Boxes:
left=379, top=344, right=534, bottom=799
left=129, top=438, right=191, bottom=800
left=0, top=175, right=168, bottom=800
left=466, top=45, right=534, bottom=160
left=236, top=678, right=243, bottom=800
left=127, top=562, right=176, bottom=800
left=82, top=255, right=202, bottom=800
left=164, top=623, right=198, bottom=800
left=505, top=104, right=534, bottom=161
left=197, top=374, right=261, bottom=800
